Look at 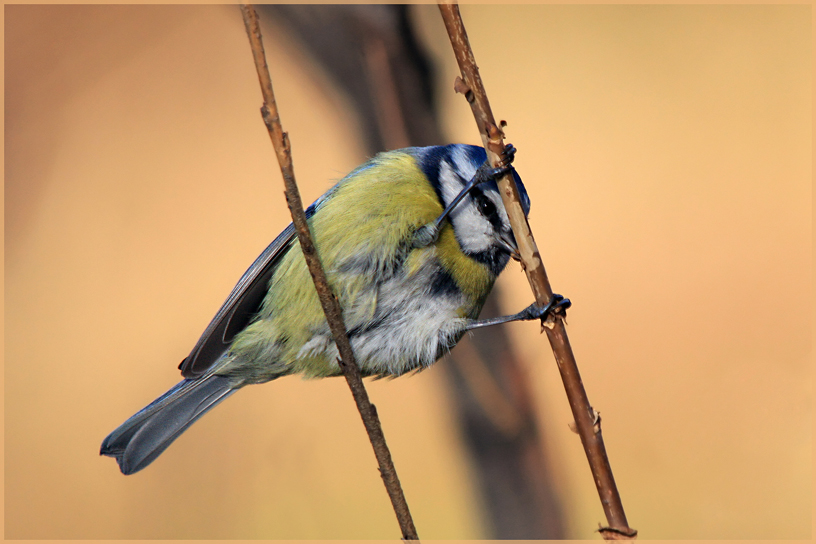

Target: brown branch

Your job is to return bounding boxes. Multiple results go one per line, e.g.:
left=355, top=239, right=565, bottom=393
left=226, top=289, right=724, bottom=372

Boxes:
left=437, top=2, right=636, bottom=539
left=239, top=5, right=418, bottom=540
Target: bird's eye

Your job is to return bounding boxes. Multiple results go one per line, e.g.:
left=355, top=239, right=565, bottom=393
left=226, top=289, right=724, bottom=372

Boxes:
left=477, top=196, right=497, bottom=218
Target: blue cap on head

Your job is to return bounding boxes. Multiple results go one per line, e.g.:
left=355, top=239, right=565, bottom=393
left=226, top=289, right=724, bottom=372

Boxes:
left=457, top=144, right=530, bottom=216
left=413, top=144, right=530, bottom=217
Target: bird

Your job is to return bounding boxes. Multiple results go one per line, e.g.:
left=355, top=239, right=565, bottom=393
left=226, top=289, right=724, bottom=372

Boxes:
left=100, top=143, right=569, bottom=475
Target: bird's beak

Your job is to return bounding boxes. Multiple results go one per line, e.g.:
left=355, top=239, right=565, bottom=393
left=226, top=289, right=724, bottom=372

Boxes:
left=499, top=232, right=521, bottom=262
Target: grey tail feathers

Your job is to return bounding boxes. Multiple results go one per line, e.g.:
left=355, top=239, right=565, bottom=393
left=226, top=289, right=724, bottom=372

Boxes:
left=100, top=374, right=235, bottom=475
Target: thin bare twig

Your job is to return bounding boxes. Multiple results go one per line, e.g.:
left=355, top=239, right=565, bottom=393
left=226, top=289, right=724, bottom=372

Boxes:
left=239, top=5, right=418, bottom=540
left=437, top=3, right=636, bottom=539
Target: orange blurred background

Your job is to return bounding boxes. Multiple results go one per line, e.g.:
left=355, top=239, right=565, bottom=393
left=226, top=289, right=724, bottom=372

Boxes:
left=4, top=4, right=811, bottom=539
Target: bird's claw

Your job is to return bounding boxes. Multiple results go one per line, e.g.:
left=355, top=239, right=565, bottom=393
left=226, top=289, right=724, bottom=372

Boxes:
left=496, top=143, right=516, bottom=170
left=474, top=143, right=517, bottom=185
left=523, top=294, right=571, bottom=324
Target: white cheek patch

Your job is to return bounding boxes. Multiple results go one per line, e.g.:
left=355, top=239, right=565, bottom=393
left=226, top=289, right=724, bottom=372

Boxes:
left=449, top=146, right=479, bottom=181
left=438, top=160, right=465, bottom=207
left=451, top=205, right=493, bottom=252
left=437, top=158, right=497, bottom=254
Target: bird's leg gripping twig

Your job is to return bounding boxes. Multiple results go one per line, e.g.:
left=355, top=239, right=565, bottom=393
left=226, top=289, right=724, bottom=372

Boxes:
left=467, top=293, right=571, bottom=331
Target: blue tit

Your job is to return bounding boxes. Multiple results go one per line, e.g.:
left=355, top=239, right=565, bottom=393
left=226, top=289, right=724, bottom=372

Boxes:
left=101, top=143, right=569, bottom=475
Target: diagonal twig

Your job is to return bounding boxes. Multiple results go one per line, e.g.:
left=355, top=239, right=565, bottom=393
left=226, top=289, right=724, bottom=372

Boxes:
left=239, top=5, right=418, bottom=540
left=437, top=2, right=637, bottom=539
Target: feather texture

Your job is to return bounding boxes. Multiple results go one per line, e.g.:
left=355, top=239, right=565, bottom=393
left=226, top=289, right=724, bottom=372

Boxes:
left=101, top=144, right=530, bottom=474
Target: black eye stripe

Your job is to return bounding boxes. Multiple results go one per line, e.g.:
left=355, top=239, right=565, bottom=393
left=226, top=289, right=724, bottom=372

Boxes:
left=470, top=187, right=493, bottom=214
left=429, top=154, right=505, bottom=233
left=469, top=187, right=504, bottom=232
left=477, top=196, right=496, bottom=217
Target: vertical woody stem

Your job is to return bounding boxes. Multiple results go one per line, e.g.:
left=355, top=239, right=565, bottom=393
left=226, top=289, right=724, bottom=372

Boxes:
left=438, top=2, right=636, bottom=539
left=240, top=5, right=418, bottom=540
